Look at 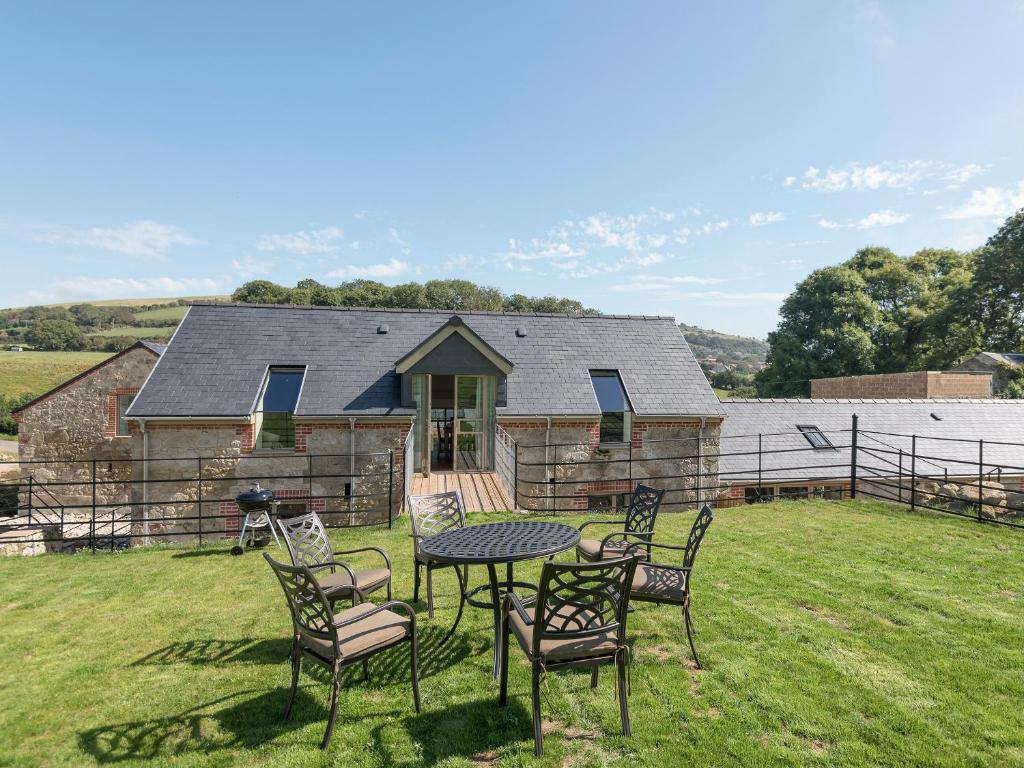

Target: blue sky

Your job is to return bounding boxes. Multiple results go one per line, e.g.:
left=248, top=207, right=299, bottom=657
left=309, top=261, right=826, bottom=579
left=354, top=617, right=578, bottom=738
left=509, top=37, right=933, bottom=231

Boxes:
left=1, top=2, right=1022, bottom=337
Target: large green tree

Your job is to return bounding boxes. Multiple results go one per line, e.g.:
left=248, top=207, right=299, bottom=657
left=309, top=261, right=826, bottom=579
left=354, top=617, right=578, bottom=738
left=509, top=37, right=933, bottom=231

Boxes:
left=756, top=266, right=879, bottom=396
left=967, top=209, right=1024, bottom=351
left=25, top=319, right=87, bottom=351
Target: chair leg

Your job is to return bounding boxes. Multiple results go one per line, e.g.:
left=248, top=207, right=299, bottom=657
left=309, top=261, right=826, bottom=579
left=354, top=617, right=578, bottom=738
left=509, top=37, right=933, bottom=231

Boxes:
left=590, top=666, right=599, bottom=688
left=426, top=567, right=435, bottom=619
left=387, top=577, right=392, bottom=602
left=531, top=660, right=544, bottom=757
left=283, top=636, right=300, bottom=720
left=410, top=632, right=422, bottom=713
left=362, top=658, right=370, bottom=681
left=320, top=660, right=342, bottom=750
left=616, top=653, right=631, bottom=738
left=498, top=612, right=510, bottom=707
left=413, top=560, right=421, bottom=604
left=684, top=599, right=701, bottom=669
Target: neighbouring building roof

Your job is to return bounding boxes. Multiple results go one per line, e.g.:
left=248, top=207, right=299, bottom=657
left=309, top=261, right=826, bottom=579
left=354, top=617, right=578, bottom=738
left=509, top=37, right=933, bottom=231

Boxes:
left=12, top=341, right=164, bottom=415
left=127, top=303, right=723, bottom=419
left=719, top=399, right=1024, bottom=484
left=953, top=352, right=1024, bottom=369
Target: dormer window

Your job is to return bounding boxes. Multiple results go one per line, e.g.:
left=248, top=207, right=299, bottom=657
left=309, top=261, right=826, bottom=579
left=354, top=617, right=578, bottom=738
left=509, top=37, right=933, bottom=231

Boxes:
left=256, top=367, right=305, bottom=450
left=590, top=370, right=632, bottom=444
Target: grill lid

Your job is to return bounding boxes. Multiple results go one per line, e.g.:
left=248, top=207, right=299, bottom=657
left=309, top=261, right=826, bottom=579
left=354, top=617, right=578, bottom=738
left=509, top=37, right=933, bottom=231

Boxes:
left=235, top=483, right=276, bottom=512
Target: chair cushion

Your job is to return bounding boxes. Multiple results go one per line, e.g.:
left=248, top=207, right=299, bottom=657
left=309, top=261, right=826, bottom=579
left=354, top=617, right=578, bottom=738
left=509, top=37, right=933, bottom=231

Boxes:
left=631, top=563, right=687, bottom=602
left=317, top=567, right=391, bottom=597
left=508, top=603, right=620, bottom=661
left=303, top=602, right=410, bottom=660
left=576, top=538, right=648, bottom=561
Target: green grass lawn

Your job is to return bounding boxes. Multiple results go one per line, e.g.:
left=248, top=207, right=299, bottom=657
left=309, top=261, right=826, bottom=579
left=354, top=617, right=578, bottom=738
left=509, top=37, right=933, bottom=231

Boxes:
left=0, top=350, right=112, bottom=399
left=1, top=500, right=1022, bottom=767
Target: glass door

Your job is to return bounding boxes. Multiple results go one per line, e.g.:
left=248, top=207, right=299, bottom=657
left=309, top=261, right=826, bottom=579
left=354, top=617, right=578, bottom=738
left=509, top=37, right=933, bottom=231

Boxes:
left=454, top=375, right=494, bottom=470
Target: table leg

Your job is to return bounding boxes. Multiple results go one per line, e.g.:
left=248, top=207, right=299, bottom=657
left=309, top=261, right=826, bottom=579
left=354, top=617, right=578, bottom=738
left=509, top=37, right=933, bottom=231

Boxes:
left=487, top=562, right=502, bottom=679
left=436, top=563, right=467, bottom=647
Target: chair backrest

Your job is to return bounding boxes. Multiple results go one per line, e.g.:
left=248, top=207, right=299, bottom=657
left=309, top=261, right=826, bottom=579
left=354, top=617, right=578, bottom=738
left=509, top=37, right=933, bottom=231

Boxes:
left=682, top=505, right=714, bottom=570
left=277, top=511, right=332, bottom=569
left=264, top=553, right=337, bottom=655
left=532, top=555, right=639, bottom=657
left=624, top=484, right=664, bottom=535
left=407, top=491, right=465, bottom=540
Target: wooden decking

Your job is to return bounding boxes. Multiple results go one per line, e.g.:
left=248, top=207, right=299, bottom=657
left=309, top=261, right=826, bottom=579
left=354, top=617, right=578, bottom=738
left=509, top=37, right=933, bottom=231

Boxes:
left=408, top=471, right=514, bottom=512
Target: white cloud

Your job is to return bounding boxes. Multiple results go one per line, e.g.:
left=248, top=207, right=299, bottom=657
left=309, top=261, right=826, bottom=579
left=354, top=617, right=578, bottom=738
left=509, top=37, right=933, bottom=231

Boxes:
left=749, top=211, right=785, bottom=227
left=325, top=258, right=411, bottom=279
left=231, top=254, right=275, bottom=278
left=944, top=181, right=1024, bottom=220
left=34, top=220, right=202, bottom=259
left=944, top=163, right=985, bottom=186
left=611, top=275, right=726, bottom=292
left=389, top=227, right=411, bottom=255
left=799, top=162, right=925, bottom=192
left=443, top=254, right=488, bottom=270
left=818, top=209, right=910, bottom=230
left=13, top=275, right=228, bottom=305
left=256, top=226, right=344, bottom=255
left=784, top=176, right=797, bottom=186
left=700, top=220, right=730, bottom=235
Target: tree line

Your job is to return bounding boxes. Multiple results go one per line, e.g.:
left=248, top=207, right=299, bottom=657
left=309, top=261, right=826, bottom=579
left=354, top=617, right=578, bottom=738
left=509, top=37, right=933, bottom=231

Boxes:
left=756, top=210, right=1024, bottom=397
left=231, top=278, right=600, bottom=315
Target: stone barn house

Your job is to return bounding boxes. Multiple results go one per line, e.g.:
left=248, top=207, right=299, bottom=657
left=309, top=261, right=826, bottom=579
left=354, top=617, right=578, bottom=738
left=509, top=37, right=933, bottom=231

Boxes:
left=9, top=302, right=725, bottom=548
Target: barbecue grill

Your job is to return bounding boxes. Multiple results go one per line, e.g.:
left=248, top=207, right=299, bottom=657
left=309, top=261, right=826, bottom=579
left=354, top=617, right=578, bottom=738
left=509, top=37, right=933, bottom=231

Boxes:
left=231, top=483, right=280, bottom=555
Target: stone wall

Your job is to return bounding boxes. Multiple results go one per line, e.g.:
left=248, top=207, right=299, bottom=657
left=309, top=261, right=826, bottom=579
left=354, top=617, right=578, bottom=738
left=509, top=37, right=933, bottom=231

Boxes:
left=497, top=417, right=722, bottom=514
left=810, top=371, right=992, bottom=399
left=13, top=346, right=159, bottom=548
left=141, top=420, right=408, bottom=543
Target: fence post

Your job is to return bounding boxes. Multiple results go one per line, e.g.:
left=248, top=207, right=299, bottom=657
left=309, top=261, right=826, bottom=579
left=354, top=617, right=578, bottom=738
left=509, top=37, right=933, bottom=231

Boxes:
left=849, top=414, right=858, bottom=500
left=910, top=435, right=917, bottom=512
left=897, top=449, right=904, bottom=503
left=978, top=440, right=984, bottom=522
left=513, top=441, right=519, bottom=509
left=387, top=449, right=394, bottom=529
left=197, top=457, right=203, bottom=547
left=757, top=433, right=763, bottom=497
left=307, top=453, right=313, bottom=510
left=696, top=434, right=703, bottom=508
left=27, top=475, right=33, bottom=526
left=90, top=459, right=97, bottom=554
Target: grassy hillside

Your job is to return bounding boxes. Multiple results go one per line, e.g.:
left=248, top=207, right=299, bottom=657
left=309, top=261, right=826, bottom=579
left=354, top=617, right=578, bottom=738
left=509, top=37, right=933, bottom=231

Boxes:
left=0, top=350, right=112, bottom=399
left=680, top=323, right=768, bottom=372
left=87, top=324, right=179, bottom=338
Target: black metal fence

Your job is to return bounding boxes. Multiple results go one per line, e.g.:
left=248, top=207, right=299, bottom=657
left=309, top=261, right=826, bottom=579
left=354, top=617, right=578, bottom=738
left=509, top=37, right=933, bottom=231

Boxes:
left=494, top=419, right=1024, bottom=528
left=0, top=449, right=403, bottom=552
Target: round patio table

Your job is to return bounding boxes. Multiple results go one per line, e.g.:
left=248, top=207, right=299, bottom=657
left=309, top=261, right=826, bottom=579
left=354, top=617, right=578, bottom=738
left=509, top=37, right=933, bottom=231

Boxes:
left=418, top=521, right=581, bottom=678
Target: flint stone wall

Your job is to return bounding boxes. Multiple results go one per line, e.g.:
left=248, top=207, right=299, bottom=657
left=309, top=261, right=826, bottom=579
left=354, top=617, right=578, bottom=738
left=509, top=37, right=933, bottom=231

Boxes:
left=498, top=418, right=722, bottom=513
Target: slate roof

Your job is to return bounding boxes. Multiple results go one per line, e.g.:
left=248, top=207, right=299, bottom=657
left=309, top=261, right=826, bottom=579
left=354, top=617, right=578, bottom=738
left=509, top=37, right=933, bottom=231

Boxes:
left=127, top=303, right=723, bottom=419
left=139, top=341, right=167, bottom=356
left=719, top=399, right=1024, bottom=484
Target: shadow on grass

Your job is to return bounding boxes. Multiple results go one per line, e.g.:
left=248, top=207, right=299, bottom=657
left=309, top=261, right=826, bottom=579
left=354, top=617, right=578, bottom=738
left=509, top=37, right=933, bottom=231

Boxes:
left=130, top=627, right=473, bottom=683
left=170, top=547, right=238, bottom=559
left=131, top=637, right=291, bottom=666
left=77, top=688, right=325, bottom=763
left=374, top=697, right=534, bottom=766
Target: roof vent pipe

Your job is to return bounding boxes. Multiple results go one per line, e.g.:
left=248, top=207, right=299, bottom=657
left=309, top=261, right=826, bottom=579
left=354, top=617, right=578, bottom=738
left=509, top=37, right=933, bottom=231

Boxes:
left=377, top=324, right=389, bottom=334
left=515, top=327, right=527, bottom=337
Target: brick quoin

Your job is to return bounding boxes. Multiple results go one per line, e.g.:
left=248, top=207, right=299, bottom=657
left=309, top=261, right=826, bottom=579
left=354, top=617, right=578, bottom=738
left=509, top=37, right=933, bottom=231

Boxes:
left=103, top=387, right=140, bottom=438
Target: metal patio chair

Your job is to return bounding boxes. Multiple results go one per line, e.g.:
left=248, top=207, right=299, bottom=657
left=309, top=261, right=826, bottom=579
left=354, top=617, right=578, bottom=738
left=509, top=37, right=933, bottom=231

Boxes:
left=499, top=554, right=639, bottom=757
left=277, top=511, right=392, bottom=606
left=408, top=490, right=468, bottom=618
left=576, top=483, right=665, bottom=561
left=264, top=553, right=419, bottom=750
left=625, top=504, right=714, bottom=668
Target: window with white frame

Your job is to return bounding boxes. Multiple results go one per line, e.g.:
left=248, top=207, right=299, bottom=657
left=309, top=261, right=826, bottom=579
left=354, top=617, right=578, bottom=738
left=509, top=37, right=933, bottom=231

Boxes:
left=116, top=394, right=134, bottom=437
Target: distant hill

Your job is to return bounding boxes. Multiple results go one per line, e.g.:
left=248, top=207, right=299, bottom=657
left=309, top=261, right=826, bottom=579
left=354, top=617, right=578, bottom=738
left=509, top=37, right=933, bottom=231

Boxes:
left=679, top=324, right=768, bottom=373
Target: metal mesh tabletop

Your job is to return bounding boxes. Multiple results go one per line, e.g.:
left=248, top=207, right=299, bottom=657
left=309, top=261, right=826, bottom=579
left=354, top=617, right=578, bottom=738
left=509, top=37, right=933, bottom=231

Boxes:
left=419, top=521, right=581, bottom=565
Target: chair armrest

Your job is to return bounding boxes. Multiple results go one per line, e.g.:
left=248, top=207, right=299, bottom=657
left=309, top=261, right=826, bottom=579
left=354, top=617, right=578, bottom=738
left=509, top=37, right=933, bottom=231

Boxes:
left=599, top=529, right=653, bottom=558
left=503, top=592, right=533, bottom=625
left=307, top=560, right=358, bottom=584
left=577, top=518, right=628, bottom=534
left=333, top=546, right=392, bottom=571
